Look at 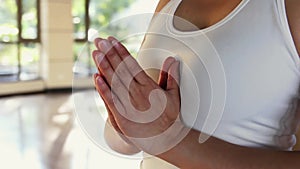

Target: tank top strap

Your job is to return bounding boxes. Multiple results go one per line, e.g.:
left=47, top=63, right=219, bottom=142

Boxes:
left=275, top=0, right=300, bottom=67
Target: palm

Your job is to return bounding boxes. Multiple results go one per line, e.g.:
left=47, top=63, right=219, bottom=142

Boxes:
left=93, top=36, right=181, bottom=153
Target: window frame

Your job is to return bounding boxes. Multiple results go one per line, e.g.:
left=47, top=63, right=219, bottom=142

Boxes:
left=74, top=0, right=90, bottom=43
left=73, top=0, right=94, bottom=76
left=0, top=0, right=41, bottom=81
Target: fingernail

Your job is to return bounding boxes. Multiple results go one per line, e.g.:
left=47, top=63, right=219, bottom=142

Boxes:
left=111, top=39, right=118, bottom=46
left=96, top=53, right=104, bottom=65
left=108, top=36, right=118, bottom=43
left=97, top=76, right=104, bottom=85
left=94, top=38, right=103, bottom=46
left=99, top=40, right=112, bottom=52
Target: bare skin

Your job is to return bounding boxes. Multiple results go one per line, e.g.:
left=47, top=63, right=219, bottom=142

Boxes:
left=173, top=0, right=242, bottom=31
left=286, top=0, right=300, bottom=55
left=94, top=0, right=300, bottom=168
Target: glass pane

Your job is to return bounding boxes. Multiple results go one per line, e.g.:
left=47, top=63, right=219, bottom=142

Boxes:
left=89, top=0, right=136, bottom=38
left=88, top=0, right=147, bottom=58
left=86, top=0, right=142, bottom=77
left=0, top=43, right=19, bottom=75
left=72, top=0, right=86, bottom=39
left=0, top=0, right=18, bottom=42
left=21, top=0, right=38, bottom=39
left=73, top=42, right=90, bottom=76
left=20, top=43, right=40, bottom=80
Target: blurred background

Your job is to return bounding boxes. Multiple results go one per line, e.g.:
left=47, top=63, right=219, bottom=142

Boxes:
left=1, top=0, right=300, bottom=169
left=0, top=0, right=158, bottom=168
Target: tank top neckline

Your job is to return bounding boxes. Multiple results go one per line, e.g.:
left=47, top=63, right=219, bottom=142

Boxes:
left=166, top=0, right=250, bottom=35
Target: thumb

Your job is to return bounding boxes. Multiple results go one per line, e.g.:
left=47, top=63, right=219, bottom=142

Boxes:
left=167, top=60, right=180, bottom=95
left=158, top=57, right=176, bottom=89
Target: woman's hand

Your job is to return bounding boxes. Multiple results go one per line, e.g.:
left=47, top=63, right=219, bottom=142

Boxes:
left=92, top=37, right=187, bottom=155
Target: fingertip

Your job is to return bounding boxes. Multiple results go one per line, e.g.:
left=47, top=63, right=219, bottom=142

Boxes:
left=173, top=60, right=181, bottom=74
left=170, top=60, right=180, bottom=70
left=92, top=51, right=105, bottom=68
left=94, top=73, right=100, bottom=90
left=108, top=36, right=118, bottom=42
left=95, top=74, right=105, bottom=87
left=108, top=36, right=120, bottom=47
left=92, top=50, right=99, bottom=57
left=165, top=57, right=176, bottom=67
left=166, top=61, right=181, bottom=92
left=169, top=60, right=180, bottom=80
left=107, top=37, right=131, bottom=59
left=166, top=56, right=176, bottom=62
left=92, top=50, right=99, bottom=63
left=162, top=56, right=176, bottom=72
left=94, top=38, right=104, bottom=48
left=107, top=36, right=116, bottom=40
left=94, top=73, right=100, bottom=80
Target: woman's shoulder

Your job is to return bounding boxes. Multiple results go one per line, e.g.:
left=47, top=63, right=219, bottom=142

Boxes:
left=155, top=0, right=171, bottom=13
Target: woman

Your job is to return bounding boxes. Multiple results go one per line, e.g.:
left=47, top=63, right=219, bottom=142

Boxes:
left=92, top=0, right=300, bottom=168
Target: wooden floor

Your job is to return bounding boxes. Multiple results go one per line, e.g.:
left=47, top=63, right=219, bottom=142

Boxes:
left=0, top=91, right=141, bottom=169
left=1, top=90, right=299, bottom=169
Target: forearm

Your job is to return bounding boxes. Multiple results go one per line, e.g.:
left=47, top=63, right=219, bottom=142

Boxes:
left=104, top=119, right=141, bottom=155
left=158, top=128, right=300, bottom=169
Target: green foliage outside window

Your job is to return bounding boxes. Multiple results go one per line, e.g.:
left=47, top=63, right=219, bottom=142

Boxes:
left=73, top=0, right=137, bottom=76
left=0, top=0, right=39, bottom=79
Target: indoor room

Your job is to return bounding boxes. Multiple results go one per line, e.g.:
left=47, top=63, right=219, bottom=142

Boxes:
left=1, top=0, right=300, bottom=169
left=0, top=0, right=157, bottom=168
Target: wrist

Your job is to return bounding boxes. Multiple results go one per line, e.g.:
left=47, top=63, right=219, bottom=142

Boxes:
left=104, top=119, right=141, bottom=155
left=129, top=117, right=190, bottom=155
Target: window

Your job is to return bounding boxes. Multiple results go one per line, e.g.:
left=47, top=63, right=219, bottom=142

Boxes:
left=0, top=0, right=40, bottom=82
left=72, top=0, right=151, bottom=77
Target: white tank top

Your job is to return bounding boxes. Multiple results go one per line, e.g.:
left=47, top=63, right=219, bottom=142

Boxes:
left=138, top=0, right=300, bottom=168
